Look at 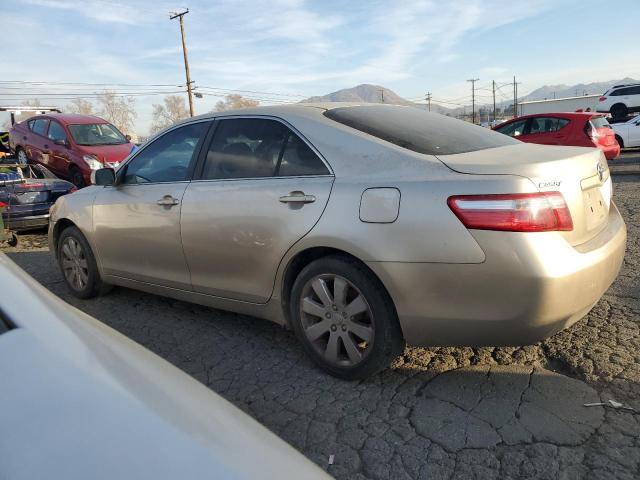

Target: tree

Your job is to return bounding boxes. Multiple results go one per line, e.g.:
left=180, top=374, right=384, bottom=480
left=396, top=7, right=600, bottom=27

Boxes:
left=66, top=98, right=94, bottom=115
left=214, top=94, right=259, bottom=112
left=2, top=99, right=44, bottom=131
left=150, top=95, right=189, bottom=133
left=96, top=90, right=137, bottom=135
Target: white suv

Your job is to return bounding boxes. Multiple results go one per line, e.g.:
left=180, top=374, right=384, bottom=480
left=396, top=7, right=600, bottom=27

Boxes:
left=597, top=84, right=640, bottom=120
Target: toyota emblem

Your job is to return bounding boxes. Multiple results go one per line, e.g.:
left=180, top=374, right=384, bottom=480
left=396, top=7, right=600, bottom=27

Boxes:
left=597, top=162, right=605, bottom=182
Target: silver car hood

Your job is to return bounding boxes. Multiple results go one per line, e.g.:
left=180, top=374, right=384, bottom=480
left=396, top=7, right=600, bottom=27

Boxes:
left=0, top=254, right=329, bottom=480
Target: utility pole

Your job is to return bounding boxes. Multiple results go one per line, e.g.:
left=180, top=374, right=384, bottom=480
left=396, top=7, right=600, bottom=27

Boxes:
left=513, top=76, right=518, bottom=117
left=492, top=80, right=496, bottom=123
left=467, top=78, right=479, bottom=124
left=380, top=88, right=384, bottom=103
left=170, top=9, right=194, bottom=117
left=426, top=92, right=432, bottom=111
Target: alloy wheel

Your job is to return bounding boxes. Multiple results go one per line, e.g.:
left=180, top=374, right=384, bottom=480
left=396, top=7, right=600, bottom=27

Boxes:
left=61, top=237, right=89, bottom=291
left=17, top=149, right=28, bottom=165
left=299, top=274, right=374, bottom=367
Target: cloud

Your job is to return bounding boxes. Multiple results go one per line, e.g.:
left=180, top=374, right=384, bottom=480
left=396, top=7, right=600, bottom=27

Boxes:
left=20, top=0, right=170, bottom=24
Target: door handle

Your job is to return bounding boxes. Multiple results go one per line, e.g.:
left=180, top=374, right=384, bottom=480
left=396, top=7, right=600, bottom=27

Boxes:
left=279, top=191, right=316, bottom=204
left=156, top=195, right=180, bottom=206
left=22, top=136, right=27, bottom=141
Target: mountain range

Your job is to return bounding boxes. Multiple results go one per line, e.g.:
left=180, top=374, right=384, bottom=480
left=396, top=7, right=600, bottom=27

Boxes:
left=301, top=78, right=640, bottom=115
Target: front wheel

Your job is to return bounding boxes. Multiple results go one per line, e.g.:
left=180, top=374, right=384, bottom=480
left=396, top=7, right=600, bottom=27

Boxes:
left=57, top=226, right=109, bottom=299
left=69, top=166, right=86, bottom=189
left=289, top=255, right=405, bottom=379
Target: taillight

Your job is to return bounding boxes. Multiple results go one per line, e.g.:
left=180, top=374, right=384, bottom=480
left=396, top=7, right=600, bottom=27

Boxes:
left=599, top=96, right=606, bottom=102
left=16, top=183, right=45, bottom=190
left=69, top=186, right=78, bottom=193
left=447, top=192, right=573, bottom=232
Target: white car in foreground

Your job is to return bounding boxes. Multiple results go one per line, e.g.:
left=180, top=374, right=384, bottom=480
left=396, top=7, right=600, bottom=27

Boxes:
left=0, top=254, right=329, bottom=480
left=612, top=114, right=640, bottom=149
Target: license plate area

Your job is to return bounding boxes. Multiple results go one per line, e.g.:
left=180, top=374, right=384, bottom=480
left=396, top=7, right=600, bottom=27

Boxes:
left=15, top=191, right=50, bottom=204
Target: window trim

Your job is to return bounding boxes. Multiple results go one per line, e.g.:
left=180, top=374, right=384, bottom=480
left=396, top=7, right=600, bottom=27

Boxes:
left=191, top=114, right=334, bottom=182
left=114, top=119, right=215, bottom=187
left=525, top=116, right=571, bottom=136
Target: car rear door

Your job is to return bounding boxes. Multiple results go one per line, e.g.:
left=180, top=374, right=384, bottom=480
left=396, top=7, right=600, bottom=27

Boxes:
left=46, top=120, right=71, bottom=176
left=26, top=118, right=50, bottom=165
left=628, top=117, right=640, bottom=147
left=92, top=120, right=211, bottom=290
left=180, top=117, right=334, bottom=303
left=524, top=116, right=571, bottom=145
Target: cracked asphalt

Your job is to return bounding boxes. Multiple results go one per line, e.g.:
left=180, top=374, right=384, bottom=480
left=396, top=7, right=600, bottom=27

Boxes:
left=3, top=152, right=640, bottom=479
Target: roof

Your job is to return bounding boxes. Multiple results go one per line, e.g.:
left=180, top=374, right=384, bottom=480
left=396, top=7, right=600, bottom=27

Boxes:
left=518, top=94, right=600, bottom=105
left=39, top=113, right=109, bottom=124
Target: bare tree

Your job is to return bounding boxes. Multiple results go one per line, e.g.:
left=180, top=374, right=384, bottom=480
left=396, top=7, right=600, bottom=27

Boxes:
left=214, top=94, right=259, bottom=112
left=66, top=98, right=94, bottom=115
left=96, top=90, right=137, bottom=135
left=150, top=95, right=189, bottom=133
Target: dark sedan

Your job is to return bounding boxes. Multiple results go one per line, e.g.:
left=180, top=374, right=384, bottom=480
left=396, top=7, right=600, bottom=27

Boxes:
left=0, top=164, right=75, bottom=231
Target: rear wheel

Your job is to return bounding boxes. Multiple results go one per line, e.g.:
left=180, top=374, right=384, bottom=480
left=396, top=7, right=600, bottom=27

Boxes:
left=611, top=103, right=628, bottom=121
left=69, top=166, right=86, bottom=188
left=16, top=148, right=28, bottom=165
left=289, top=255, right=405, bottom=379
left=57, top=226, right=109, bottom=299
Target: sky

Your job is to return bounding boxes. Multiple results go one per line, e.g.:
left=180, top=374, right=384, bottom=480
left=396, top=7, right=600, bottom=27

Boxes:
left=3, top=0, right=640, bottom=135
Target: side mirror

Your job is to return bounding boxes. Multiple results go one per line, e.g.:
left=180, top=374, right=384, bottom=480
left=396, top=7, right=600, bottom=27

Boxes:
left=125, top=134, right=132, bottom=142
left=53, top=138, right=68, bottom=146
left=91, top=168, right=115, bottom=186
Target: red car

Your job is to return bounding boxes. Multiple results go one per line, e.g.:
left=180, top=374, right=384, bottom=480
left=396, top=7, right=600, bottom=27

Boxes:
left=493, top=112, right=620, bottom=160
left=9, top=114, right=136, bottom=187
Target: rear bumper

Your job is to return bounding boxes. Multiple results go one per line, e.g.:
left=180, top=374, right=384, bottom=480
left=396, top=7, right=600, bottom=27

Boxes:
left=600, top=143, right=620, bottom=160
left=367, top=203, right=626, bottom=346
left=2, top=214, right=49, bottom=231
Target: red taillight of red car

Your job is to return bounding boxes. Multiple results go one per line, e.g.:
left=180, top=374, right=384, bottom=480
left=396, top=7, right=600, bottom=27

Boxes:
left=69, top=186, right=78, bottom=193
left=599, top=96, right=607, bottom=102
left=448, top=192, right=573, bottom=232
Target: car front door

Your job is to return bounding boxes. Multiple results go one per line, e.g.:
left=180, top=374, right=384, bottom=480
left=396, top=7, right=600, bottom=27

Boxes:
left=181, top=117, right=334, bottom=303
left=628, top=117, right=640, bottom=147
left=92, top=120, right=211, bottom=290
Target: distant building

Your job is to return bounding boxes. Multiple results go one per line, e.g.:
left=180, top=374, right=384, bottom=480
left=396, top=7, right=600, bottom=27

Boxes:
left=518, top=95, right=601, bottom=116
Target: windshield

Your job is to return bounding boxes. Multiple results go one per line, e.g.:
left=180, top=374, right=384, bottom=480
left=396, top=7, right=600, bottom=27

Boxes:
left=68, top=123, right=127, bottom=146
left=324, top=105, right=519, bottom=155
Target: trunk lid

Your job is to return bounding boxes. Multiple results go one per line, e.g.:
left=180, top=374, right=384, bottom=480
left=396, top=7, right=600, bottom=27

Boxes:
left=437, top=143, right=612, bottom=246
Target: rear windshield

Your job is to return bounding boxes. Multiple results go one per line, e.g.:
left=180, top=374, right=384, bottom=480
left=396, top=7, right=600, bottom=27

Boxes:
left=323, top=105, right=519, bottom=155
left=590, top=116, right=611, bottom=129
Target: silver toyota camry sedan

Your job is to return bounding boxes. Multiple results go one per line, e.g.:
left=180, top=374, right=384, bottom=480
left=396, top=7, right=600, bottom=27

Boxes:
left=49, top=104, right=626, bottom=379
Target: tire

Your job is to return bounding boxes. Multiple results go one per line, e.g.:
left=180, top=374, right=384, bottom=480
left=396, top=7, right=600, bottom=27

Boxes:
left=615, top=135, right=624, bottom=149
left=611, top=103, right=628, bottom=121
left=16, top=147, right=28, bottom=165
left=69, top=166, right=86, bottom=189
left=57, top=225, right=109, bottom=299
left=289, top=255, right=405, bottom=380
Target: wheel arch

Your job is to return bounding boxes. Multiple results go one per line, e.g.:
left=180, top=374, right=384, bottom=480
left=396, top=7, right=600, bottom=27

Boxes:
left=280, top=246, right=400, bottom=330
left=51, top=218, right=78, bottom=259
left=615, top=134, right=624, bottom=148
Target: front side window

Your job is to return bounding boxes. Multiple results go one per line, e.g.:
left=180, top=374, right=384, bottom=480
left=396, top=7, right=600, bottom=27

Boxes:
left=68, top=123, right=127, bottom=146
left=122, top=122, right=208, bottom=185
left=495, top=119, right=528, bottom=137
left=47, top=121, right=67, bottom=142
left=31, top=119, right=50, bottom=136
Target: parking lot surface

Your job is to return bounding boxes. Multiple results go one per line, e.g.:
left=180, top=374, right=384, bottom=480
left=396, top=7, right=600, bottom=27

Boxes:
left=4, top=152, right=640, bottom=479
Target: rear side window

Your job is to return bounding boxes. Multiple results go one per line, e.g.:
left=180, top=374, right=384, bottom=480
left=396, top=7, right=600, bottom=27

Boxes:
left=611, top=86, right=640, bottom=96
left=528, top=117, right=570, bottom=134
left=324, top=105, right=518, bottom=155
left=590, top=117, right=611, bottom=129
left=202, top=118, right=329, bottom=180
left=31, top=119, right=49, bottom=136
